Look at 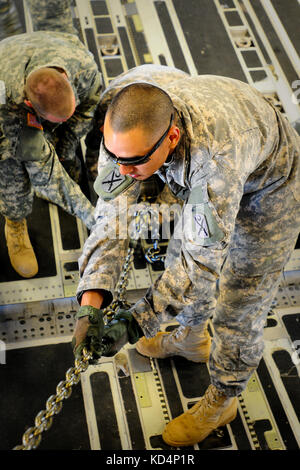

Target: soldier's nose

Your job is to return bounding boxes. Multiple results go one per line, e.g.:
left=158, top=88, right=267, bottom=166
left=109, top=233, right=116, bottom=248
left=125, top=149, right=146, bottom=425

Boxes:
left=119, top=164, right=134, bottom=175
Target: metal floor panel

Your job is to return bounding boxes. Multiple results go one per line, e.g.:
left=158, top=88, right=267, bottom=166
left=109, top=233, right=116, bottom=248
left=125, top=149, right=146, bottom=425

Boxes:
left=4, top=307, right=300, bottom=451
left=0, top=0, right=300, bottom=451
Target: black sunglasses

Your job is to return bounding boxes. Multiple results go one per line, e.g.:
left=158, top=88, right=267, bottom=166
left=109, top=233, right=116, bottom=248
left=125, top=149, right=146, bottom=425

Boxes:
left=103, top=113, right=174, bottom=166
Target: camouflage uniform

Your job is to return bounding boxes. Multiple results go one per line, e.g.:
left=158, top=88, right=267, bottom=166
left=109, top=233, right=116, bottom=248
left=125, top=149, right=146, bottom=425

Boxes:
left=0, top=0, right=23, bottom=41
left=77, top=65, right=300, bottom=396
left=0, top=0, right=102, bottom=228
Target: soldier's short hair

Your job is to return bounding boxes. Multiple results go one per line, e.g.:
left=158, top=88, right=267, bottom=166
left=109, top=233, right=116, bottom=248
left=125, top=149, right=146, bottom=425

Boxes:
left=25, top=67, right=74, bottom=119
left=107, top=83, right=174, bottom=140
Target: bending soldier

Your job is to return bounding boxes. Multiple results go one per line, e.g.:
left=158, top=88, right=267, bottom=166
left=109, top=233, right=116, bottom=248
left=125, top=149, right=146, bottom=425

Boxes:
left=0, top=0, right=102, bottom=278
left=73, top=64, right=300, bottom=447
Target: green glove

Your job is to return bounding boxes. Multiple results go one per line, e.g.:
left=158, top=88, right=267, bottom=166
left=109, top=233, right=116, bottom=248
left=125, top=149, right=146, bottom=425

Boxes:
left=114, top=309, right=143, bottom=344
left=72, top=305, right=104, bottom=359
left=101, top=309, right=143, bottom=356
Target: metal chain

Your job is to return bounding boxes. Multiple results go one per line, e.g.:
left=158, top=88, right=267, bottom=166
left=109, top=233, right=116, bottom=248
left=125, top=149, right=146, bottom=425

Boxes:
left=97, top=203, right=160, bottom=319
left=102, top=245, right=135, bottom=321
left=13, top=248, right=135, bottom=450
left=13, top=207, right=152, bottom=450
left=133, top=203, right=167, bottom=265
left=145, top=239, right=166, bottom=264
left=13, top=348, right=92, bottom=450
left=13, top=244, right=135, bottom=450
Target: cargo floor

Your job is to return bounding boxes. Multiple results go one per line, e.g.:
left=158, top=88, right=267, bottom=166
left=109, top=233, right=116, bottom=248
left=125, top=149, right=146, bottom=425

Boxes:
left=0, top=0, right=299, bottom=452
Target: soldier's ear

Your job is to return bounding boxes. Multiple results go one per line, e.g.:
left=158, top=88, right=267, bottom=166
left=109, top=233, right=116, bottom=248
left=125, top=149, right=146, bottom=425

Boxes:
left=168, top=125, right=180, bottom=149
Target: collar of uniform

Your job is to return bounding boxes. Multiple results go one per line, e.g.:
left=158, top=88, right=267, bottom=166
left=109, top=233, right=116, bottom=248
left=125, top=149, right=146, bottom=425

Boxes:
left=156, top=135, right=188, bottom=190
left=159, top=113, right=190, bottom=187
left=162, top=150, right=175, bottom=167
left=161, top=109, right=185, bottom=166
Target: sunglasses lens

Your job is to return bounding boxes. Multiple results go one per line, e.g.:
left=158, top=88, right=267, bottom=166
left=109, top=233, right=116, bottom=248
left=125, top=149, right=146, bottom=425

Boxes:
left=106, top=148, right=150, bottom=166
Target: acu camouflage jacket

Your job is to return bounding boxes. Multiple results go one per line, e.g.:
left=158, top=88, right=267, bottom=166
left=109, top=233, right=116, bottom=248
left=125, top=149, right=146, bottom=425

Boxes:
left=77, top=64, right=299, bottom=337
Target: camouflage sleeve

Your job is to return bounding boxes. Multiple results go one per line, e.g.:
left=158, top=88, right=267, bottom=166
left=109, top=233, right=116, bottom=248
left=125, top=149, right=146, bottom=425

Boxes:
left=55, top=72, right=103, bottom=162
left=131, top=130, right=261, bottom=338
left=0, top=103, right=21, bottom=161
left=76, top=153, right=141, bottom=306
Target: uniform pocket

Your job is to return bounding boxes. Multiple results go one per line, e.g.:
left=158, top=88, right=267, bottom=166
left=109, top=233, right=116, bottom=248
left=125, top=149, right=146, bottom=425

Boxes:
left=16, top=125, right=46, bottom=162
left=239, top=342, right=265, bottom=369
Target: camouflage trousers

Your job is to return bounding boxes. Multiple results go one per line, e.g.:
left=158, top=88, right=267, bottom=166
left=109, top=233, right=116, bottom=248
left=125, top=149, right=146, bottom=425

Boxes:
left=0, top=0, right=76, bottom=38
left=26, top=0, right=77, bottom=35
left=0, top=145, right=95, bottom=229
left=0, top=0, right=23, bottom=40
left=169, top=184, right=299, bottom=396
left=209, top=182, right=299, bottom=396
left=169, top=155, right=300, bottom=397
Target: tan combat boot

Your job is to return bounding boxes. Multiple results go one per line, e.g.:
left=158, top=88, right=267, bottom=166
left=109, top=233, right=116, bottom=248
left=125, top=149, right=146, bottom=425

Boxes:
left=136, top=324, right=211, bottom=363
left=5, top=218, right=38, bottom=278
left=163, top=384, right=238, bottom=447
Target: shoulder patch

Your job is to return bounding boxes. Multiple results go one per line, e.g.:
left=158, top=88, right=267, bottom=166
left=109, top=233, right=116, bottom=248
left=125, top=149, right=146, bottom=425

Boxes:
left=94, top=162, right=135, bottom=201
left=186, top=184, right=225, bottom=246
left=0, top=80, right=6, bottom=104
left=193, top=212, right=210, bottom=239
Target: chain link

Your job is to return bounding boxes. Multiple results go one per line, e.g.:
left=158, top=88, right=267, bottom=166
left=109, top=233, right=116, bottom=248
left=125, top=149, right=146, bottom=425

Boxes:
left=145, top=239, right=166, bottom=264
left=13, top=248, right=134, bottom=450
left=102, top=245, right=134, bottom=321
left=13, top=348, right=92, bottom=450
left=13, top=207, right=153, bottom=450
left=13, top=243, right=136, bottom=450
left=133, top=204, right=167, bottom=265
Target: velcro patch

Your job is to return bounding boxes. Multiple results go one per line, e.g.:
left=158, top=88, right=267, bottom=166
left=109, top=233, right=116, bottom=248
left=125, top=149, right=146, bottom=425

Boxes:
left=193, top=213, right=210, bottom=238
left=186, top=184, right=225, bottom=246
left=27, top=113, right=43, bottom=131
left=94, top=162, right=135, bottom=201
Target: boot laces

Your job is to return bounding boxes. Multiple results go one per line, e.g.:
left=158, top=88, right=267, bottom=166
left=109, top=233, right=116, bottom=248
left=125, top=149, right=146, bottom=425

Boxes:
left=192, top=385, right=225, bottom=418
left=203, top=385, right=222, bottom=408
left=6, top=220, right=27, bottom=253
left=171, top=325, right=187, bottom=340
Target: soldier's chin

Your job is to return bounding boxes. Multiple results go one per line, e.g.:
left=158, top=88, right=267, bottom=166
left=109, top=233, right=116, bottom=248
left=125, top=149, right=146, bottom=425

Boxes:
left=137, top=170, right=158, bottom=180
left=134, top=174, right=151, bottom=180
left=129, top=174, right=142, bottom=179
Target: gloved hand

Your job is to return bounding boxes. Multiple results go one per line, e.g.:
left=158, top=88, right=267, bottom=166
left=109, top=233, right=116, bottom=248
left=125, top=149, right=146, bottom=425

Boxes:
left=72, top=305, right=104, bottom=359
left=101, top=309, right=143, bottom=357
